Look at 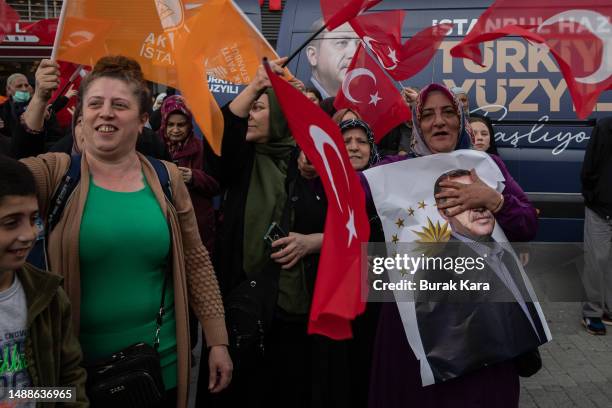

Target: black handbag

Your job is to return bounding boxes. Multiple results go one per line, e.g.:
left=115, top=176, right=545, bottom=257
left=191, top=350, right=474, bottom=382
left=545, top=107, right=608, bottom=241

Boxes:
left=514, top=348, right=542, bottom=377
left=225, top=178, right=296, bottom=357
left=85, top=272, right=169, bottom=408
left=225, top=262, right=281, bottom=356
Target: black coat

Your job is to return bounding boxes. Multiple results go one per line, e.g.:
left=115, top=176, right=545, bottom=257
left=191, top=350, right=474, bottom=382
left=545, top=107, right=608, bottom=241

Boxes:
left=582, top=116, right=612, bottom=219
left=210, top=105, right=327, bottom=295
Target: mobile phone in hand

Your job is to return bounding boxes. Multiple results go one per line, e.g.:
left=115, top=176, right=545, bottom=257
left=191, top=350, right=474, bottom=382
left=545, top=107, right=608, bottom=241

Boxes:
left=263, top=222, right=287, bottom=248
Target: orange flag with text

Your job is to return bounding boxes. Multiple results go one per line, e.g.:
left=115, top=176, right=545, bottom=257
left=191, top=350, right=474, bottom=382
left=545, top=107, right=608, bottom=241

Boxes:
left=55, top=0, right=278, bottom=154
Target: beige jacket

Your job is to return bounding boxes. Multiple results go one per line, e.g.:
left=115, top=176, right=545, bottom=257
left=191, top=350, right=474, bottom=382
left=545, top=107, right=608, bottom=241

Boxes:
left=22, top=152, right=228, bottom=408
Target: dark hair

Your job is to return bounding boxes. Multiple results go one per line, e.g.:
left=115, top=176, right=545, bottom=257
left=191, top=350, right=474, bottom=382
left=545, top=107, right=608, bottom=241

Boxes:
left=78, top=55, right=152, bottom=115
left=319, top=97, right=337, bottom=117
left=469, top=115, right=498, bottom=155
left=0, top=155, right=36, bottom=204
left=304, top=87, right=322, bottom=103
left=434, top=169, right=471, bottom=202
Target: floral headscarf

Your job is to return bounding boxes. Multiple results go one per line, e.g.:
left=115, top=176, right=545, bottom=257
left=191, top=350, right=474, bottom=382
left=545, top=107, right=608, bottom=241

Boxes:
left=410, top=83, right=473, bottom=157
left=159, top=95, right=194, bottom=155
left=339, top=118, right=381, bottom=169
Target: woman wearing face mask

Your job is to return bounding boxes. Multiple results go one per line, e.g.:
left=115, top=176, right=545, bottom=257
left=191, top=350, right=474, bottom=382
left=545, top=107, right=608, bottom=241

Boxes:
left=158, top=95, right=219, bottom=254
left=365, top=83, right=538, bottom=408
left=19, top=56, right=232, bottom=407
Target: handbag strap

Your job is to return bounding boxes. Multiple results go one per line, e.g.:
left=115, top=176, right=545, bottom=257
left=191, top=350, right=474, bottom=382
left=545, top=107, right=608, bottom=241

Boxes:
left=153, top=265, right=170, bottom=350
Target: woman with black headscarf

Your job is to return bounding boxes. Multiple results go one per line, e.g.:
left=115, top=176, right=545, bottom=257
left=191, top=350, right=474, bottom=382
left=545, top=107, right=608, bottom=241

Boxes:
left=198, top=58, right=329, bottom=408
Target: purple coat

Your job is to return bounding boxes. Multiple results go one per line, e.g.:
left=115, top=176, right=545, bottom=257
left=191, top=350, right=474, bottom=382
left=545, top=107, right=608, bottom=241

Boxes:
left=363, top=152, right=538, bottom=408
left=170, top=136, right=220, bottom=255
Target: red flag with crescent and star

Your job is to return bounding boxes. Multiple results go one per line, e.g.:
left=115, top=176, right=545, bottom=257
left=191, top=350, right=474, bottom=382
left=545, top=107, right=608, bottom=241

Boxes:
left=350, top=10, right=453, bottom=82
left=349, top=10, right=405, bottom=74
left=265, top=60, right=370, bottom=340
left=320, top=0, right=382, bottom=31
left=334, top=43, right=412, bottom=142
left=451, top=0, right=612, bottom=119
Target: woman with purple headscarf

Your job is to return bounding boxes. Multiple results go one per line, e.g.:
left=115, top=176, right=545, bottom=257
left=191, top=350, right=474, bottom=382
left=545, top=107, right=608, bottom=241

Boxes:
left=159, top=95, right=220, bottom=254
left=365, top=84, right=538, bottom=408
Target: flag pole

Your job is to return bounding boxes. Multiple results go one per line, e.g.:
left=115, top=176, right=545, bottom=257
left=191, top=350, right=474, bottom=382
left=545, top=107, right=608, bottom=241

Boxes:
left=50, top=64, right=84, bottom=105
left=50, top=0, right=68, bottom=61
left=281, top=24, right=327, bottom=68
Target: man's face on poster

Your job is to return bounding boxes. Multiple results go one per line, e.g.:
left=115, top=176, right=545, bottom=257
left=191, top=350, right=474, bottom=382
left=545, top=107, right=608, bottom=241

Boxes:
left=306, top=22, right=359, bottom=98
left=437, top=174, right=496, bottom=239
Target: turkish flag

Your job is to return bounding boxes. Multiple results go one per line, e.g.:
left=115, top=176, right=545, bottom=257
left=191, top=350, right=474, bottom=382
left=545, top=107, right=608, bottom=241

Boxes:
left=451, top=0, right=612, bottom=119
left=351, top=10, right=453, bottom=82
left=397, top=22, right=453, bottom=81
left=0, top=0, right=19, bottom=39
left=265, top=61, right=370, bottom=340
left=320, top=0, right=382, bottom=31
left=50, top=62, right=89, bottom=129
left=20, top=18, right=58, bottom=45
left=334, top=43, right=411, bottom=142
left=350, top=10, right=405, bottom=74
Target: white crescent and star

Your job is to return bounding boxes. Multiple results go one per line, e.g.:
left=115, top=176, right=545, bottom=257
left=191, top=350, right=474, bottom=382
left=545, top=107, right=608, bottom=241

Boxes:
left=537, top=9, right=611, bottom=85
left=342, top=67, right=384, bottom=106
left=308, top=125, right=359, bottom=245
left=362, top=36, right=399, bottom=70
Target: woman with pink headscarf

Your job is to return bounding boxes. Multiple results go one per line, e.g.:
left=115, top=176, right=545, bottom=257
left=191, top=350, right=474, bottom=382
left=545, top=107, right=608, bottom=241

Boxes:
left=159, top=95, right=220, bottom=254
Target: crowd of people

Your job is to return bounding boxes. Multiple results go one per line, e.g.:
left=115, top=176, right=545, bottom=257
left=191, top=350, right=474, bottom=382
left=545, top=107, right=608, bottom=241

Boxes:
left=0, top=48, right=609, bottom=408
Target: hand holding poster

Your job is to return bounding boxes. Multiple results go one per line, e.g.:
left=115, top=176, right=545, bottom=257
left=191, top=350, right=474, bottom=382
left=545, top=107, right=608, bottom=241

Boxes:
left=364, top=150, right=552, bottom=386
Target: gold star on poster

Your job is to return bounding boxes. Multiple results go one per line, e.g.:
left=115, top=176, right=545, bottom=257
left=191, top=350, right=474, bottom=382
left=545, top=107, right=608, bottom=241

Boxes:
left=395, top=218, right=405, bottom=228
left=418, top=200, right=427, bottom=209
left=392, top=234, right=399, bottom=244
left=407, top=207, right=415, bottom=216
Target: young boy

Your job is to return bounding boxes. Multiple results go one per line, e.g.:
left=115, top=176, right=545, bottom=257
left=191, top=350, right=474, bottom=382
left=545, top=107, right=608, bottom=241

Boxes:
left=0, top=155, right=87, bottom=407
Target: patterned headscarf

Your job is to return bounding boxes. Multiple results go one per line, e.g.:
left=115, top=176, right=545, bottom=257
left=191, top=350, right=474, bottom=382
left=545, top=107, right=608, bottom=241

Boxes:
left=159, top=95, right=194, bottom=155
left=339, top=118, right=381, bottom=169
left=410, top=83, right=473, bottom=156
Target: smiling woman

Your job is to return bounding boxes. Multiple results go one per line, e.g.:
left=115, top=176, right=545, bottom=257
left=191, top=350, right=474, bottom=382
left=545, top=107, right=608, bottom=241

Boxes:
left=363, top=83, right=539, bottom=408
left=19, top=56, right=232, bottom=407
left=338, top=118, right=380, bottom=171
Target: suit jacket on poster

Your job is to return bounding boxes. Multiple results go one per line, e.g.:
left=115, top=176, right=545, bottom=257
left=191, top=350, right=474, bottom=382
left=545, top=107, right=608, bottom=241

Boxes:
left=414, top=238, right=546, bottom=383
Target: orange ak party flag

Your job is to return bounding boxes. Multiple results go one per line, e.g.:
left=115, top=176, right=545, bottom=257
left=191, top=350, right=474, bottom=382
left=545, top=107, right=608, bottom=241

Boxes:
left=55, top=0, right=278, bottom=154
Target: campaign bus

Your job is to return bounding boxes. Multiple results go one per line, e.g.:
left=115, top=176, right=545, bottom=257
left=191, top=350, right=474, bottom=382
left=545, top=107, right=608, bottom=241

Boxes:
left=274, top=0, right=612, bottom=242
